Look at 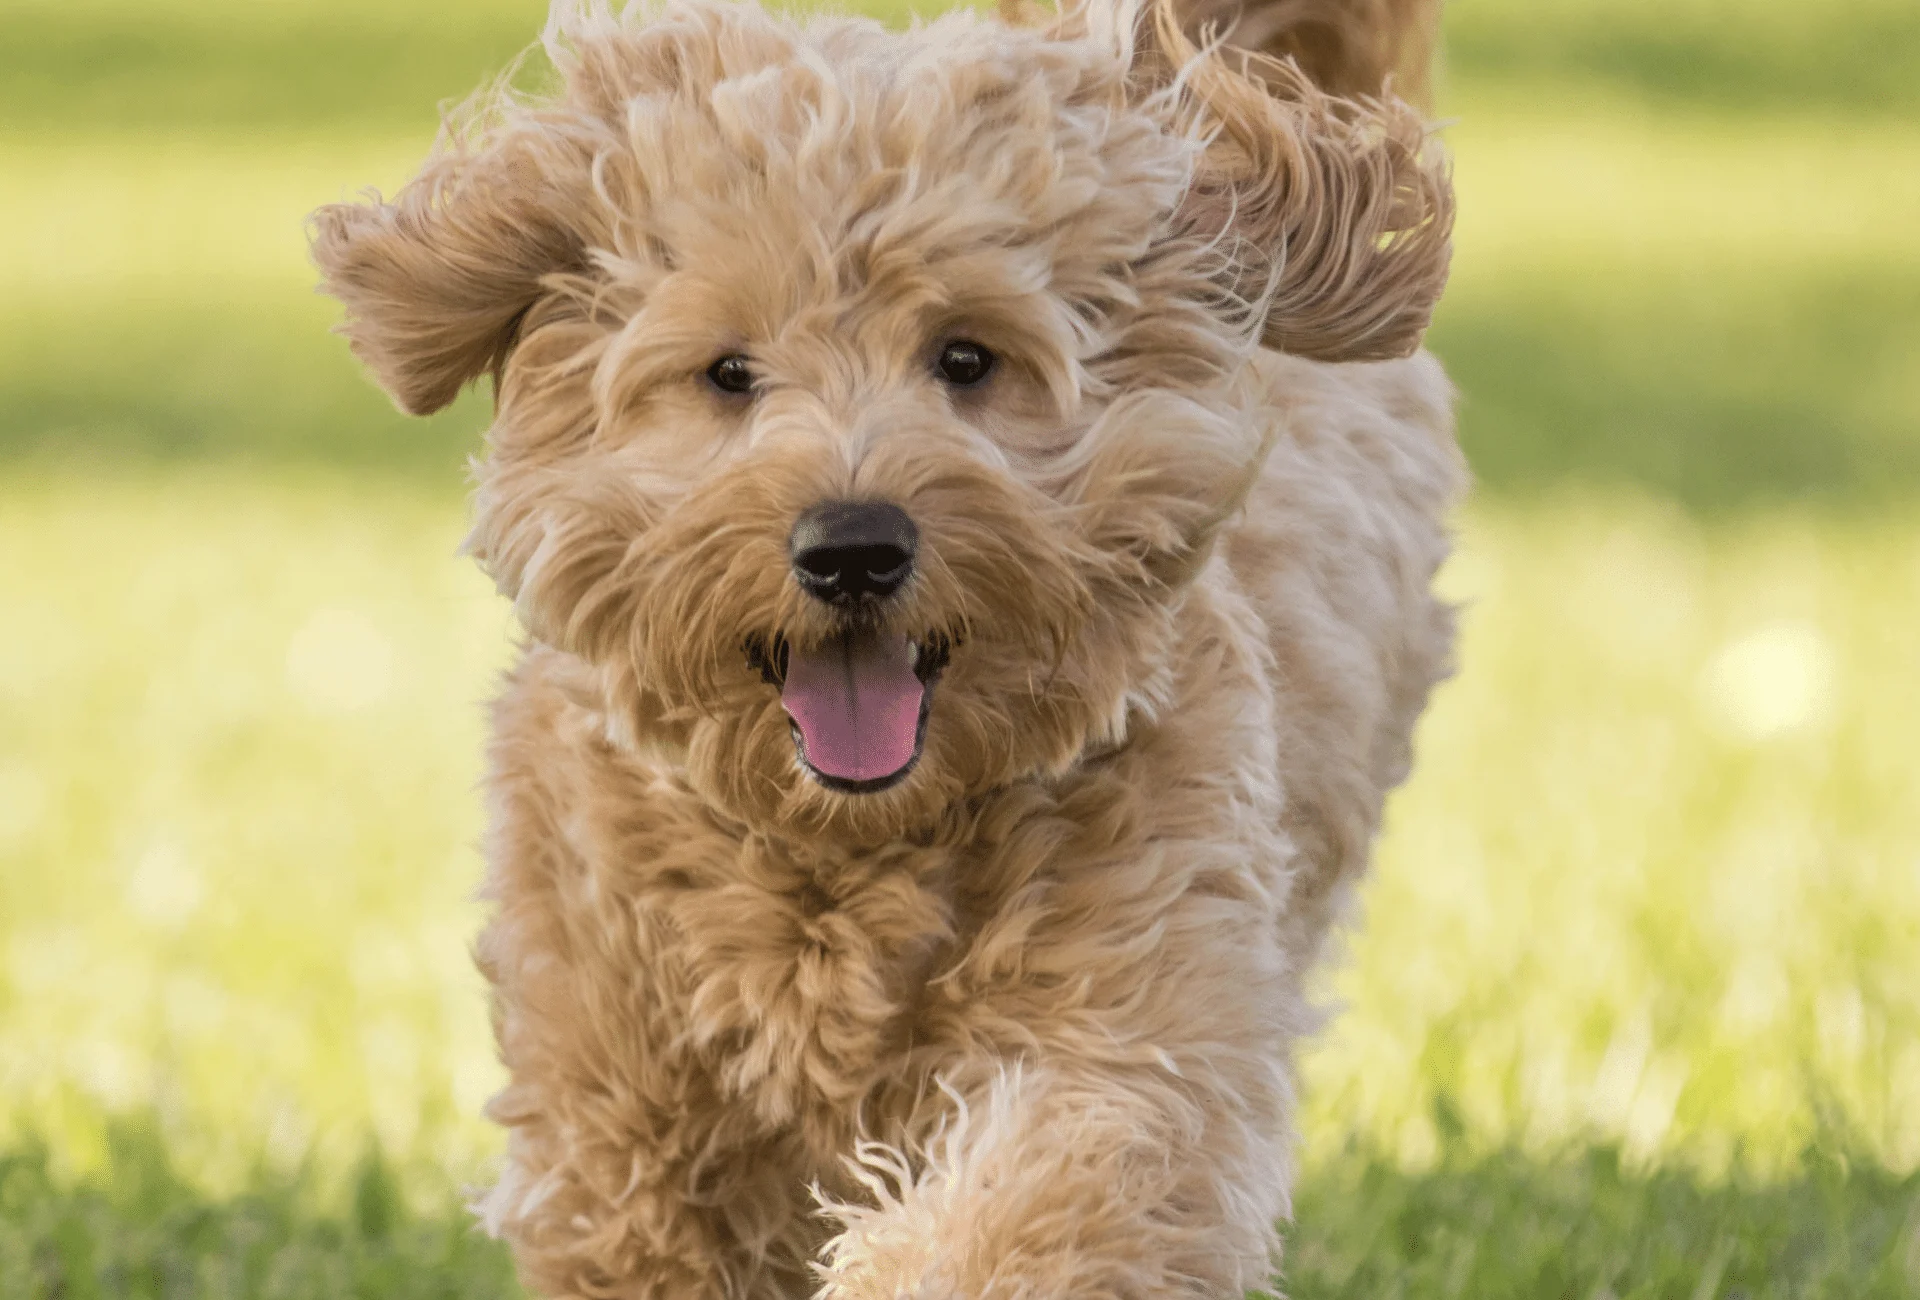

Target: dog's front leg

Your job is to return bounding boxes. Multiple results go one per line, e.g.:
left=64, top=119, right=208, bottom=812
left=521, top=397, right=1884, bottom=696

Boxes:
left=480, top=1100, right=821, bottom=1300
left=815, top=1057, right=1288, bottom=1300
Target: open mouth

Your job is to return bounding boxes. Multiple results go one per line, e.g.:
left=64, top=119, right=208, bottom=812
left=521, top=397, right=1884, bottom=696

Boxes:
left=746, top=629, right=952, bottom=794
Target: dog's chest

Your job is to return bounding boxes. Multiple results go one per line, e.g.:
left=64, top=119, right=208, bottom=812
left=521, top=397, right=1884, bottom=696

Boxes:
left=654, top=834, right=961, bottom=1137
left=645, top=770, right=1196, bottom=1156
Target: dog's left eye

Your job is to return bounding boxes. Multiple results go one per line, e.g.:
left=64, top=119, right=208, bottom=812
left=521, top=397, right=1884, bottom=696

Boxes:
left=935, top=340, right=994, bottom=387
left=706, top=354, right=755, bottom=395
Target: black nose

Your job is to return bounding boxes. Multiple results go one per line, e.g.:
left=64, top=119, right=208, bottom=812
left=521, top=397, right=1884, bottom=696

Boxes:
left=790, top=501, right=918, bottom=604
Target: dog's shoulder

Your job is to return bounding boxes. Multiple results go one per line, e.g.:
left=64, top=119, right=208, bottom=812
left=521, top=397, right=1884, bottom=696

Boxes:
left=1229, top=348, right=1462, bottom=574
left=1247, top=348, right=1458, bottom=481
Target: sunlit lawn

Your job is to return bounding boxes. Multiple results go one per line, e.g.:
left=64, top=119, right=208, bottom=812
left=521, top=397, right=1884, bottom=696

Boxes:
left=2, top=0, right=1917, bottom=1294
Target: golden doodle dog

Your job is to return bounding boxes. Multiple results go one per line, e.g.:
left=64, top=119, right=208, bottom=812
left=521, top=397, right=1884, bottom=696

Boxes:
left=311, top=0, right=1458, bottom=1294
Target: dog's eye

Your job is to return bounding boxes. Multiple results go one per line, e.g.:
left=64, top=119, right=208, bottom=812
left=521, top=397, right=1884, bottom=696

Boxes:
left=706, top=354, right=755, bottom=395
left=935, top=340, right=994, bottom=387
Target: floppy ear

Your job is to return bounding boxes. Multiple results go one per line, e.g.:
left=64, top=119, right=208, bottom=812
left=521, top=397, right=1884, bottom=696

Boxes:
left=308, top=134, right=591, bottom=416
left=1169, top=0, right=1441, bottom=107
left=1159, top=9, right=1453, bottom=363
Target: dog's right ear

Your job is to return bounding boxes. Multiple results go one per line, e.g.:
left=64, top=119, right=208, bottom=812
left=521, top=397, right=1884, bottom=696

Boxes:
left=309, top=137, right=589, bottom=416
left=1173, top=47, right=1451, bottom=363
left=1106, top=0, right=1451, bottom=364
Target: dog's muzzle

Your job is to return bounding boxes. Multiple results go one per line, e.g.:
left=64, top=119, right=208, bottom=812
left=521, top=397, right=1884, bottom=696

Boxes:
left=752, top=500, right=945, bottom=793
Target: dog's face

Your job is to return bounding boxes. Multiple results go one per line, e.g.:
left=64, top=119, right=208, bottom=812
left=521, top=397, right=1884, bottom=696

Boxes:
left=312, top=0, right=1449, bottom=844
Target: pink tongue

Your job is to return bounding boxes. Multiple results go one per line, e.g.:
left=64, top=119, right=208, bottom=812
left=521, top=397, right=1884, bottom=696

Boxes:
left=781, top=633, right=924, bottom=783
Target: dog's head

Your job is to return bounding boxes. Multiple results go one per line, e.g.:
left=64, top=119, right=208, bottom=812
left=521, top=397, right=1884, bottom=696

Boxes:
left=310, top=0, right=1449, bottom=844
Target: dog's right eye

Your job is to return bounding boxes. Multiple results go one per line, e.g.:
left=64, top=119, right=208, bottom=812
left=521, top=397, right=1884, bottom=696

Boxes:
left=935, top=340, right=994, bottom=387
left=706, top=354, right=755, bottom=395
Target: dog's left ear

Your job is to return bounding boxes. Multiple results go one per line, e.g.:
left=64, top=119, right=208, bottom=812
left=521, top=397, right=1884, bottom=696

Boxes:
left=309, top=133, right=590, bottom=416
left=1155, top=9, right=1453, bottom=363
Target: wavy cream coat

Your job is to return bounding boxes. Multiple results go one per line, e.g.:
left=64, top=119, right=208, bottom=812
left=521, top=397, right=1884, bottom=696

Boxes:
left=312, top=0, right=1460, bottom=1295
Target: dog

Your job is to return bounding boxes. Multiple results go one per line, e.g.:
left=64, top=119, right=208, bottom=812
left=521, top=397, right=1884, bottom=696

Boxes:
left=311, top=0, right=1458, bottom=1294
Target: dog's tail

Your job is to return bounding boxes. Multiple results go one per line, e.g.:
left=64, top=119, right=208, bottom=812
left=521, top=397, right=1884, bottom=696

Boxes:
left=1167, top=0, right=1442, bottom=106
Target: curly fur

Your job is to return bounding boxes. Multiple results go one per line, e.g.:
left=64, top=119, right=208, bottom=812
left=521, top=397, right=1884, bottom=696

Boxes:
left=310, top=0, right=1461, bottom=1295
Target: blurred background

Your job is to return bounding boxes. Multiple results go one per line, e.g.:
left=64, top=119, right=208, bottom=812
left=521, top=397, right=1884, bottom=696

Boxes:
left=2, top=0, right=1916, bottom=1294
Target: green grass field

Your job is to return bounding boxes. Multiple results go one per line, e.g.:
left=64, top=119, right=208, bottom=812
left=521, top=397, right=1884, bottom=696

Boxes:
left=2, top=0, right=1917, bottom=1295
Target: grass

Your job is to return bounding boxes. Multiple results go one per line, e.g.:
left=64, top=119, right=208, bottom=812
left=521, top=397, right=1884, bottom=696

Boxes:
left=1444, top=0, right=1920, bottom=117
left=7, top=1125, right=1917, bottom=1300
left=1287, top=1142, right=1920, bottom=1298
left=0, top=1123, right=519, bottom=1300
left=2, top=0, right=1917, bottom=1292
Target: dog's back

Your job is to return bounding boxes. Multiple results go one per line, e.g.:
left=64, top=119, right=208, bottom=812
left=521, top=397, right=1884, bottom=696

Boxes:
left=1227, top=351, right=1461, bottom=967
left=1189, top=0, right=1460, bottom=963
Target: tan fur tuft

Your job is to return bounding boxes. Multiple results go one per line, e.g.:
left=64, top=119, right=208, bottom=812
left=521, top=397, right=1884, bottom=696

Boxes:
left=1145, top=0, right=1453, bottom=363
left=308, top=119, right=602, bottom=415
